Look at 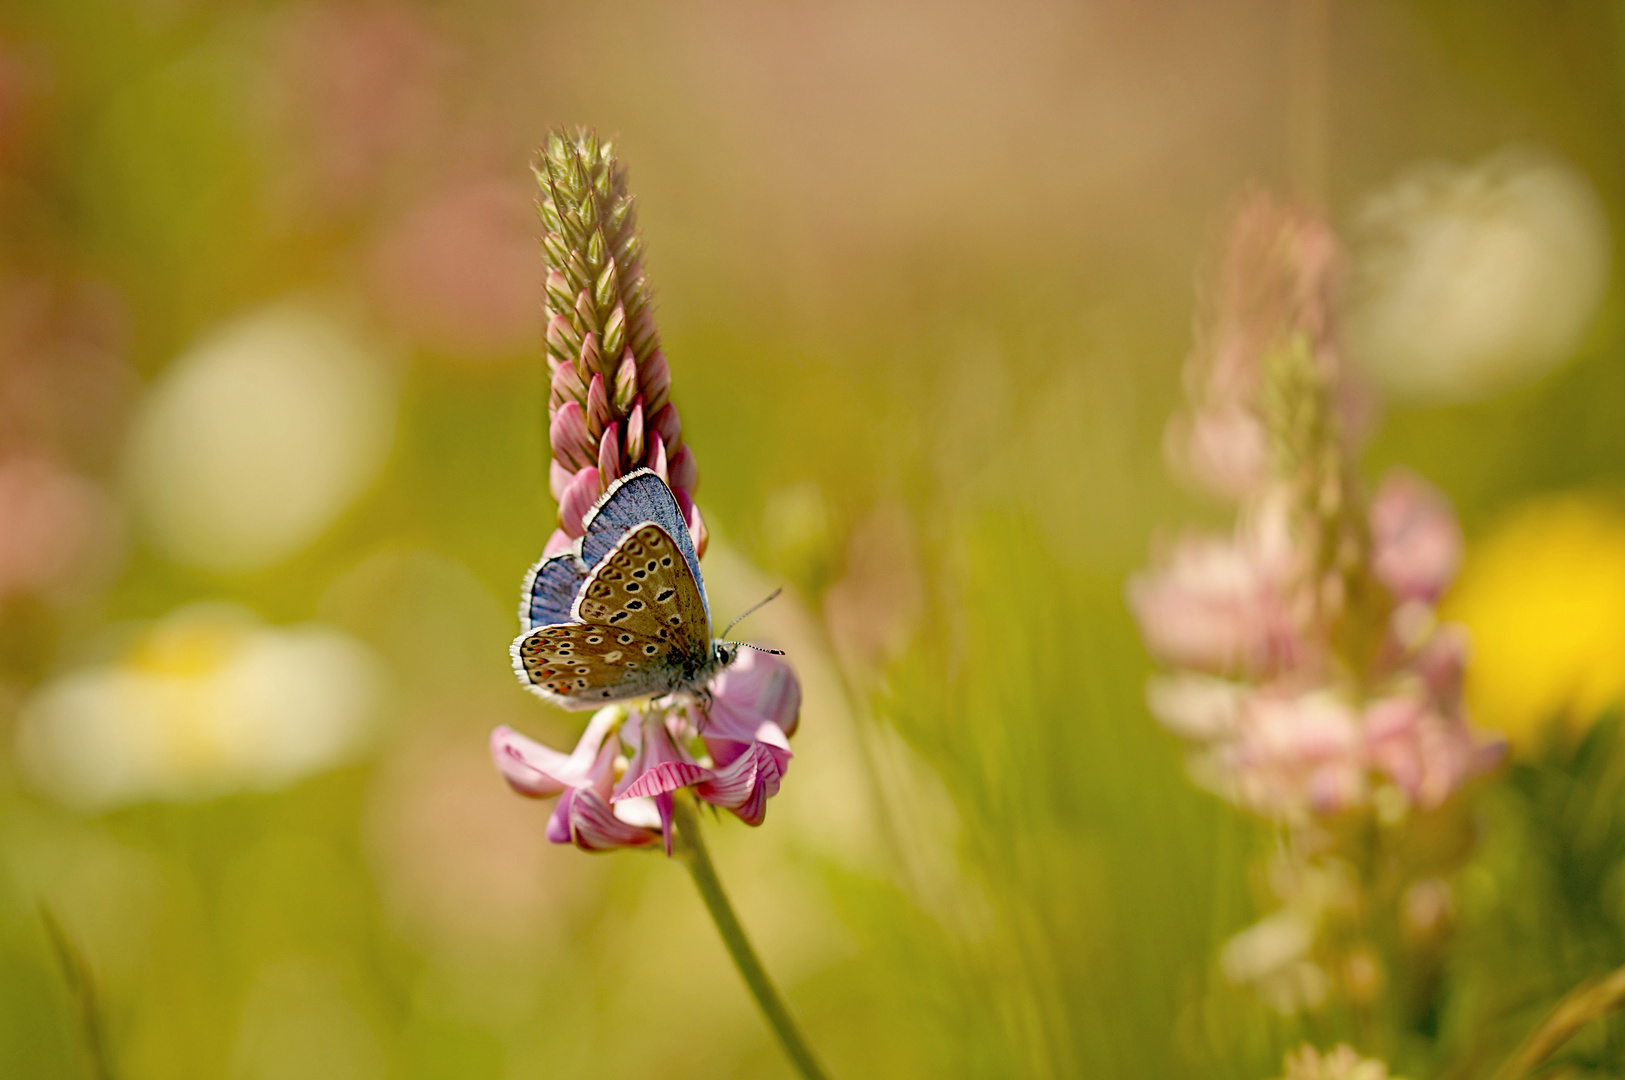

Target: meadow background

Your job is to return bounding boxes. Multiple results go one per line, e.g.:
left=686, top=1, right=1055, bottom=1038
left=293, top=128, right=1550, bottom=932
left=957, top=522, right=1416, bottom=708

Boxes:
left=3, top=1, right=1625, bottom=1077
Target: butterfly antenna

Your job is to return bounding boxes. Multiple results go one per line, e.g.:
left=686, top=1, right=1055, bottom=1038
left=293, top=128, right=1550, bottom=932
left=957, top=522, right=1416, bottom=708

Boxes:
left=720, top=587, right=782, bottom=639
left=736, top=642, right=785, bottom=656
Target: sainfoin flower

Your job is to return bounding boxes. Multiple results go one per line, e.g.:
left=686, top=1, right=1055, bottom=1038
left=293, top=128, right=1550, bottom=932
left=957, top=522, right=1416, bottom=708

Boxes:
left=534, top=129, right=704, bottom=558
left=493, top=649, right=799, bottom=852
left=492, top=129, right=801, bottom=853
left=1133, top=190, right=1506, bottom=1021
left=1130, top=191, right=1501, bottom=825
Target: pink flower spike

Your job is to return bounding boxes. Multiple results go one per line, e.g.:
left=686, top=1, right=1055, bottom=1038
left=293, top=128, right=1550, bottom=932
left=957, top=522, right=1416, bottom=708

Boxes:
left=1370, top=469, right=1463, bottom=603
left=585, top=372, right=612, bottom=439
left=597, top=422, right=622, bottom=484
left=669, top=444, right=699, bottom=498
left=558, top=467, right=602, bottom=538
left=549, top=401, right=595, bottom=471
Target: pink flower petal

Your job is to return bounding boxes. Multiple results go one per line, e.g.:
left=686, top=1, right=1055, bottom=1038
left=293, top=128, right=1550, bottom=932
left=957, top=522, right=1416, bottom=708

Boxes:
left=617, top=759, right=711, bottom=799
left=700, top=649, right=801, bottom=766
left=648, top=432, right=668, bottom=484
left=563, top=787, right=658, bottom=851
left=625, top=399, right=645, bottom=464
left=558, top=467, right=602, bottom=538
left=650, top=402, right=681, bottom=453
left=696, top=742, right=786, bottom=826
left=490, top=711, right=623, bottom=794
left=548, top=459, right=573, bottom=501
left=549, top=400, right=594, bottom=471
left=597, top=422, right=621, bottom=484
left=585, top=372, right=612, bottom=438
left=612, top=712, right=699, bottom=854
left=669, top=444, right=698, bottom=497
left=639, top=349, right=671, bottom=415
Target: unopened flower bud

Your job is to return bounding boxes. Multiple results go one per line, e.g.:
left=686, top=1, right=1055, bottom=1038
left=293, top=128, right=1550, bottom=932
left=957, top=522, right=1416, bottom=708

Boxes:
left=549, top=401, right=594, bottom=471
left=585, top=372, right=612, bottom=438
left=651, top=402, right=681, bottom=453
left=549, top=459, right=572, bottom=501
left=613, top=351, right=638, bottom=413
left=559, top=466, right=602, bottom=538
left=625, top=399, right=645, bottom=464
left=551, top=357, right=586, bottom=405
left=597, top=422, right=621, bottom=484
left=546, top=312, right=579, bottom=361
left=669, top=444, right=698, bottom=497
left=639, top=350, right=672, bottom=414
left=576, top=331, right=600, bottom=378
left=602, top=302, right=626, bottom=361
left=648, top=432, right=668, bottom=484
left=544, top=269, right=573, bottom=313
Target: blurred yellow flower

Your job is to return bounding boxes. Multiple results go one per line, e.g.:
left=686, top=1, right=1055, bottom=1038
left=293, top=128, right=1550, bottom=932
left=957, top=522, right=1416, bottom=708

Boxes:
left=1446, top=497, right=1625, bottom=744
left=16, top=603, right=382, bottom=810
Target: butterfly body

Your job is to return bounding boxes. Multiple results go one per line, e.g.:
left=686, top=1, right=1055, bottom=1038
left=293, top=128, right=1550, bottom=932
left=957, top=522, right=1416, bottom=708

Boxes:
left=512, top=470, right=737, bottom=710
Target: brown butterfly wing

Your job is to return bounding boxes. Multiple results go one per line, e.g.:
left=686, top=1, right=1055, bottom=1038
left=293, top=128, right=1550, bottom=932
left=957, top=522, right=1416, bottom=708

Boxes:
left=573, top=523, right=712, bottom=675
left=511, top=622, right=677, bottom=709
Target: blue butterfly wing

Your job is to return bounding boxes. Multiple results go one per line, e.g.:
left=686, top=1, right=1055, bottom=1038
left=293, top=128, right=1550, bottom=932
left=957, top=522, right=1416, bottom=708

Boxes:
left=518, top=552, right=589, bottom=632
left=581, top=470, right=709, bottom=629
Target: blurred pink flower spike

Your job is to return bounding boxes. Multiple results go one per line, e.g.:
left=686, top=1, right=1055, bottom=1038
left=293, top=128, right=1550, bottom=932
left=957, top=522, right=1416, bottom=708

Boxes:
left=1369, top=469, right=1463, bottom=603
left=490, top=712, right=658, bottom=852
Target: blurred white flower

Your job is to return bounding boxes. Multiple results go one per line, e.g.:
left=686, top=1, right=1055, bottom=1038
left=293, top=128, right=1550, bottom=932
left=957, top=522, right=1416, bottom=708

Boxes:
left=1220, top=907, right=1328, bottom=1015
left=1276, top=1044, right=1398, bottom=1080
left=16, top=603, right=382, bottom=810
left=1349, top=147, right=1610, bottom=403
left=128, top=304, right=396, bottom=574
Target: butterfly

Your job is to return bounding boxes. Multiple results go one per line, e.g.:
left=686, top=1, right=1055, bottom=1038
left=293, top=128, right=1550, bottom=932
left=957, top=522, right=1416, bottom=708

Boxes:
left=511, top=468, right=742, bottom=710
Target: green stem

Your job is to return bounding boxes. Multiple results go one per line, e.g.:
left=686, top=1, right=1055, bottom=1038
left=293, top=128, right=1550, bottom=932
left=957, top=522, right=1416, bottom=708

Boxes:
left=671, top=794, right=831, bottom=1080
left=41, top=907, right=115, bottom=1080
left=1489, top=961, right=1625, bottom=1080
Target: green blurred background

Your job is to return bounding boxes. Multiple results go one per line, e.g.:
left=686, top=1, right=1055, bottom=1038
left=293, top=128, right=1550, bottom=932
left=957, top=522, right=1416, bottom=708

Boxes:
left=3, top=1, right=1625, bottom=1077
